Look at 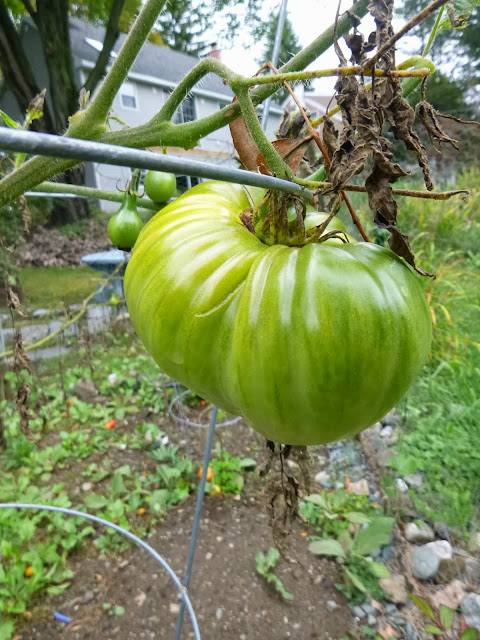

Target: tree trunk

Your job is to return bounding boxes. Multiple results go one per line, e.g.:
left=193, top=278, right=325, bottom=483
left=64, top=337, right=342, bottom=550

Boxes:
left=0, top=0, right=55, bottom=132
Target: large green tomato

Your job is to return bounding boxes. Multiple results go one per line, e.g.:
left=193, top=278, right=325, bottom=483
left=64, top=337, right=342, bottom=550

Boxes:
left=125, top=181, right=432, bottom=445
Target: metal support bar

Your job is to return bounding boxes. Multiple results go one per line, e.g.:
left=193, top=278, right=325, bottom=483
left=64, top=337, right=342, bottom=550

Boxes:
left=262, top=0, right=289, bottom=132
left=0, top=129, right=313, bottom=201
left=175, top=406, right=218, bottom=640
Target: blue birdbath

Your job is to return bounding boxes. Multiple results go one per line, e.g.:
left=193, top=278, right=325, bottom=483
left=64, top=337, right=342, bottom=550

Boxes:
left=81, top=250, right=130, bottom=301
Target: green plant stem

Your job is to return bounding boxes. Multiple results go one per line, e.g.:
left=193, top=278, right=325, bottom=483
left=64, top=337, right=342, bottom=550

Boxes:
left=0, top=0, right=368, bottom=208
left=234, top=85, right=293, bottom=180
left=31, top=182, right=159, bottom=210
left=243, top=66, right=431, bottom=86
left=423, top=5, right=445, bottom=56
left=69, top=0, right=168, bottom=137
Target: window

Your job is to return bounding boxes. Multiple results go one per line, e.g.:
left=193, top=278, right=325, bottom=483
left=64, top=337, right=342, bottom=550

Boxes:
left=173, top=94, right=196, bottom=124
left=120, top=82, right=138, bottom=110
left=176, top=176, right=200, bottom=191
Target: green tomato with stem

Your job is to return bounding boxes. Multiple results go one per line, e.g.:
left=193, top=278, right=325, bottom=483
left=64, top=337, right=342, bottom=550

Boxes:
left=108, top=191, right=143, bottom=251
left=125, top=181, right=431, bottom=445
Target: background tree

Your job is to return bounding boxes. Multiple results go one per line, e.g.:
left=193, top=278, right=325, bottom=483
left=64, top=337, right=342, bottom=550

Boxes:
left=0, top=0, right=140, bottom=221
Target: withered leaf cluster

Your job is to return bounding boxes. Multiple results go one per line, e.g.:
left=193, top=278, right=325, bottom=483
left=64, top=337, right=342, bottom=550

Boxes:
left=324, top=0, right=460, bottom=276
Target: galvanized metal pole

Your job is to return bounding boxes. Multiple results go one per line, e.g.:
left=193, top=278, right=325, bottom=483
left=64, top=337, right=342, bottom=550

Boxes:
left=262, top=0, right=289, bottom=132
left=174, top=406, right=218, bottom=640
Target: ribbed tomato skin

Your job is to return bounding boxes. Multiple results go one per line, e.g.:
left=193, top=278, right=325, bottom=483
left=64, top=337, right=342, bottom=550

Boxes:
left=125, top=181, right=431, bottom=445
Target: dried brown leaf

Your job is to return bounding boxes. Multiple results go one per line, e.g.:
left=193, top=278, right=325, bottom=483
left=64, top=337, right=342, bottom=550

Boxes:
left=7, top=283, right=27, bottom=317
left=257, top=137, right=313, bottom=175
left=229, top=115, right=260, bottom=172
left=388, top=226, right=434, bottom=277
left=322, top=116, right=338, bottom=160
left=18, top=195, right=31, bottom=233
left=416, top=100, right=460, bottom=151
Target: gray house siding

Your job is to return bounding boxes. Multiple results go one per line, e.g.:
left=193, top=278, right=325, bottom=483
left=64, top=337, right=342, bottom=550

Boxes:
left=1, top=17, right=283, bottom=211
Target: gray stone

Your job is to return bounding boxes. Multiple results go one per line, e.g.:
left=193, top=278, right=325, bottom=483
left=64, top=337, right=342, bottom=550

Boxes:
left=377, top=448, right=395, bottom=467
left=381, top=545, right=395, bottom=562
left=381, top=410, right=401, bottom=426
left=32, top=308, right=50, bottom=318
left=367, top=614, right=377, bottom=626
left=424, top=540, right=453, bottom=560
left=461, top=592, right=480, bottom=630
left=361, top=604, right=376, bottom=616
left=434, top=521, right=451, bottom=541
left=403, top=472, right=425, bottom=489
left=411, top=546, right=440, bottom=580
left=405, top=522, right=435, bottom=544
left=437, top=556, right=466, bottom=584
left=327, top=600, right=338, bottom=612
left=81, top=482, right=93, bottom=493
left=380, top=425, right=393, bottom=438
left=314, top=471, right=331, bottom=488
left=215, top=607, right=223, bottom=620
left=73, top=379, right=98, bottom=402
left=465, top=558, right=480, bottom=584
left=385, top=603, right=398, bottom=616
left=80, top=590, right=95, bottom=604
left=379, top=574, right=408, bottom=604
left=353, top=606, right=366, bottom=619
left=396, top=478, right=409, bottom=492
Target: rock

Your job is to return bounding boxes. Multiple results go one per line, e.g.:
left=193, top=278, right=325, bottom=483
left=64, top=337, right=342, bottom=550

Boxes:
left=367, top=614, right=377, bottom=626
left=381, top=545, right=395, bottom=562
left=353, top=606, right=366, bottom=619
left=385, top=603, right=398, bottom=616
left=347, top=479, right=369, bottom=495
left=379, top=574, right=408, bottom=604
left=169, top=603, right=180, bottom=615
left=361, top=604, right=376, bottom=616
left=403, top=472, right=425, bottom=489
left=380, top=425, right=393, bottom=438
left=81, top=482, right=93, bottom=493
left=461, top=592, right=480, bottom=630
left=411, top=546, right=440, bottom=580
left=465, top=558, right=480, bottom=584
left=433, top=521, right=451, bottom=542
left=396, top=478, right=409, bottom=492
left=215, top=607, right=223, bottom=620
left=424, top=540, right=453, bottom=561
left=432, top=580, right=465, bottom=610
left=314, top=471, right=331, bottom=488
left=327, top=600, right=338, bottom=612
left=286, top=459, right=300, bottom=471
left=381, top=410, right=401, bottom=426
left=377, top=448, right=395, bottom=467
left=437, top=556, right=466, bottom=583
left=80, top=590, right=95, bottom=604
left=405, top=522, right=435, bottom=544
left=73, top=379, right=98, bottom=402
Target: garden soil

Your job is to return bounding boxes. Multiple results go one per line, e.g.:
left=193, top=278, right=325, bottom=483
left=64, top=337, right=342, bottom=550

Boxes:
left=18, top=420, right=355, bottom=640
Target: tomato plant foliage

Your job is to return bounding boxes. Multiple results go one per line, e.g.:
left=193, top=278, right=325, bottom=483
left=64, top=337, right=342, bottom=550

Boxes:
left=125, top=181, right=432, bottom=445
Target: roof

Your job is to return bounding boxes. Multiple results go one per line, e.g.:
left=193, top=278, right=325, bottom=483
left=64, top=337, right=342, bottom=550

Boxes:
left=69, top=17, right=233, bottom=99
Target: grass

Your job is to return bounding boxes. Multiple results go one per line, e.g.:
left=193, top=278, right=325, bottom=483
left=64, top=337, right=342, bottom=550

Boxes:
left=17, top=266, right=103, bottom=311
left=382, top=170, right=480, bottom=533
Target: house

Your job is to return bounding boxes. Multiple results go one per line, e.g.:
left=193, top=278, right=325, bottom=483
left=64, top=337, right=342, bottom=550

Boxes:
left=0, top=17, right=284, bottom=210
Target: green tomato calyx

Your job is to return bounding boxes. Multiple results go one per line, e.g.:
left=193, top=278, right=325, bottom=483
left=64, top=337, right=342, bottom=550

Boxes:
left=246, top=191, right=352, bottom=248
left=108, top=189, right=144, bottom=251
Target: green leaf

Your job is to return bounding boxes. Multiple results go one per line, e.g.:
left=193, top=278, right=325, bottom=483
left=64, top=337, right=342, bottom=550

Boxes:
left=353, top=517, right=394, bottom=556
left=368, top=561, right=391, bottom=578
left=264, top=547, right=280, bottom=570
left=345, top=511, right=371, bottom=524
left=344, top=567, right=367, bottom=593
left=388, top=454, right=418, bottom=476
left=308, top=538, right=346, bottom=558
left=0, top=619, right=15, bottom=640
left=149, top=489, right=168, bottom=513
left=424, top=625, right=445, bottom=634
left=265, top=573, right=294, bottom=600
left=408, top=593, right=435, bottom=621
left=461, top=630, right=479, bottom=640
left=112, top=471, right=127, bottom=496
left=46, top=583, right=70, bottom=595
left=239, top=457, right=257, bottom=469
left=304, top=494, right=327, bottom=508
left=84, top=494, right=108, bottom=510
left=338, top=530, right=354, bottom=554
left=439, top=604, right=454, bottom=629
left=114, top=605, right=125, bottom=616
left=0, top=110, right=18, bottom=129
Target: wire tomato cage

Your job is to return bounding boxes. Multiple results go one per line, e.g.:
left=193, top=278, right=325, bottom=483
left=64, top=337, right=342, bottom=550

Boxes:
left=0, top=8, right=290, bottom=636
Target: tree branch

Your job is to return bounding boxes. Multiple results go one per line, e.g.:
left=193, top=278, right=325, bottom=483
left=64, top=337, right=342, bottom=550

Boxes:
left=84, top=0, right=126, bottom=94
